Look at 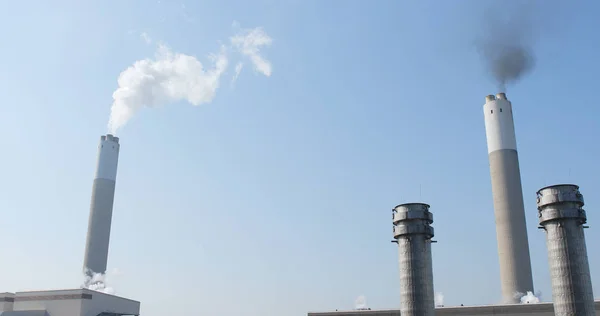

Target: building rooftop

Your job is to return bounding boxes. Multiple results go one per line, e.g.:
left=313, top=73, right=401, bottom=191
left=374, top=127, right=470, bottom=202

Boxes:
left=308, top=301, right=600, bottom=316
left=0, top=288, right=140, bottom=316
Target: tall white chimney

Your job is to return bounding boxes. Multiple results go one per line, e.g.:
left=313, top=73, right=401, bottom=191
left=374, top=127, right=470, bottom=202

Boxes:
left=83, top=134, right=120, bottom=280
left=483, top=93, right=534, bottom=303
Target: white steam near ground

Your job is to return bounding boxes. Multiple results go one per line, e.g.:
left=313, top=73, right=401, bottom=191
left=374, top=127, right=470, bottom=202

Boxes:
left=433, top=291, right=540, bottom=307
left=435, top=292, right=444, bottom=307
left=81, top=268, right=123, bottom=294
left=518, top=291, right=542, bottom=304
left=107, top=23, right=273, bottom=134
left=354, top=295, right=369, bottom=310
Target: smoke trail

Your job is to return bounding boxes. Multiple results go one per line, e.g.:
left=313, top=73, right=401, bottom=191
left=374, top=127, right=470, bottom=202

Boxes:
left=107, top=25, right=273, bottom=134
left=476, top=1, right=539, bottom=92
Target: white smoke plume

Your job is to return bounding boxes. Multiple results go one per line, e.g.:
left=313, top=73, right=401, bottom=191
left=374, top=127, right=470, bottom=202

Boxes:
left=518, top=291, right=542, bottom=304
left=231, top=62, right=244, bottom=86
left=230, top=25, right=273, bottom=77
left=107, top=24, right=273, bottom=134
left=107, top=44, right=228, bottom=134
left=82, top=268, right=115, bottom=294
left=435, top=292, right=445, bottom=307
left=354, top=295, right=369, bottom=310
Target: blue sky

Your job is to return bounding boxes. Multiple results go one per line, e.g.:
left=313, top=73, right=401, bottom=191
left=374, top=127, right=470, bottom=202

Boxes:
left=1, top=0, right=599, bottom=315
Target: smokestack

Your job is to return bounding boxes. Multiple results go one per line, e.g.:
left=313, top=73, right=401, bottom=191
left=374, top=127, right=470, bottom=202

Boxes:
left=392, top=203, right=435, bottom=316
left=483, top=93, right=534, bottom=303
left=83, top=134, right=120, bottom=279
left=537, top=184, right=596, bottom=316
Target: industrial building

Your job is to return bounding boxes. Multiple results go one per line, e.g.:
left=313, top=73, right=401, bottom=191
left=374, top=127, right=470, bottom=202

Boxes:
left=0, top=289, right=139, bottom=316
left=308, top=93, right=597, bottom=316
left=308, top=301, right=600, bottom=316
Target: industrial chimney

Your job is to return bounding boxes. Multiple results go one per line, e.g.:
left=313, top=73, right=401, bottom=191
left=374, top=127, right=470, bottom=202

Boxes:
left=483, top=93, right=534, bottom=303
left=537, top=184, right=596, bottom=316
left=392, top=203, right=435, bottom=316
left=83, top=134, right=120, bottom=280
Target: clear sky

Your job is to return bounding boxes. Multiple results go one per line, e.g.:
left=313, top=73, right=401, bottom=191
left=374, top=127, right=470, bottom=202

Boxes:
left=1, top=0, right=599, bottom=315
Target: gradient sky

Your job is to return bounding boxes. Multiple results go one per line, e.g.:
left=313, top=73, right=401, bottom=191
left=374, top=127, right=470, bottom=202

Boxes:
left=1, top=1, right=599, bottom=315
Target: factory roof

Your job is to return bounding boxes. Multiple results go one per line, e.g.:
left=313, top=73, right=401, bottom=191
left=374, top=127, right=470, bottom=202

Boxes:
left=12, top=288, right=138, bottom=304
left=1, top=288, right=140, bottom=316
left=308, top=301, right=600, bottom=316
left=0, top=311, right=50, bottom=316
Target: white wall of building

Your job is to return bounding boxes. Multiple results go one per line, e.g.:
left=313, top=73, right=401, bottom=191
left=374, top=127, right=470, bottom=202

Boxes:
left=1, top=289, right=139, bottom=316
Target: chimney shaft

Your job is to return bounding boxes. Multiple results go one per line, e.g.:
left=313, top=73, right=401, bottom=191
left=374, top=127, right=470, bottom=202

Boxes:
left=392, top=203, right=435, bottom=316
left=537, top=184, right=596, bottom=316
left=483, top=93, right=534, bottom=303
left=83, top=134, right=120, bottom=278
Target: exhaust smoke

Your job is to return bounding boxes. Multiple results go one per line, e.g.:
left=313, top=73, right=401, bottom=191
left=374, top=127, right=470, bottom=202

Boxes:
left=107, top=24, right=273, bottom=134
left=476, top=2, right=539, bottom=92
left=107, top=43, right=228, bottom=134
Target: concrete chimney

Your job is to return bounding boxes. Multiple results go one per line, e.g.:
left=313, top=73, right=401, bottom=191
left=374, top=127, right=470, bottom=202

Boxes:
left=537, top=184, right=596, bottom=316
left=483, top=93, right=534, bottom=303
left=83, top=134, right=120, bottom=280
left=392, top=203, right=435, bottom=316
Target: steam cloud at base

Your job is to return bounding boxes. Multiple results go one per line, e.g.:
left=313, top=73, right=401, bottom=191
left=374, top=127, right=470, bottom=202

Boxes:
left=82, top=268, right=115, bottom=294
left=435, top=292, right=444, bottom=307
left=518, top=291, right=542, bottom=304
left=354, top=295, right=369, bottom=310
